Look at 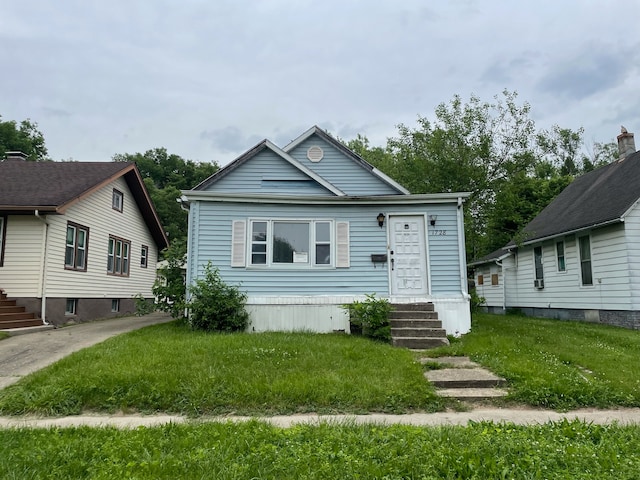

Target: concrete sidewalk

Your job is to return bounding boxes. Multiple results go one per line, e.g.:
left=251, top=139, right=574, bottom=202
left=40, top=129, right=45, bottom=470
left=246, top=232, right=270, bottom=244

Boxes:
left=0, top=312, right=173, bottom=389
left=2, top=408, right=640, bottom=429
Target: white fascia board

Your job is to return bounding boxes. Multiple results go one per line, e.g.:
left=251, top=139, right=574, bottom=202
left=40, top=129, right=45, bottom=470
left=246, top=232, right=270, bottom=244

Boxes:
left=621, top=197, right=640, bottom=221
left=181, top=191, right=470, bottom=206
left=468, top=252, right=512, bottom=267
left=281, top=126, right=317, bottom=152
left=264, top=140, right=345, bottom=197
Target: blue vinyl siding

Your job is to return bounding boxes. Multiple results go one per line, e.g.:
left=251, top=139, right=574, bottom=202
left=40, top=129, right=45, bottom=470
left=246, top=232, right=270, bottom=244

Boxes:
left=287, top=136, right=401, bottom=196
left=188, top=201, right=462, bottom=296
left=203, top=149, right=333, bottom=196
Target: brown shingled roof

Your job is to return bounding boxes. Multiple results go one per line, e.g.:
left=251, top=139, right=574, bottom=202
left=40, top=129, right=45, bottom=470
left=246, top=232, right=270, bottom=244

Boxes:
left=0, top=158, right=168, bottom=250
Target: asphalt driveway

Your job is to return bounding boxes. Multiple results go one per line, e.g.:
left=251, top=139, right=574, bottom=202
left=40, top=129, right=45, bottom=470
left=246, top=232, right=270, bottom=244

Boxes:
left=0, top=312, right=173, bottom=389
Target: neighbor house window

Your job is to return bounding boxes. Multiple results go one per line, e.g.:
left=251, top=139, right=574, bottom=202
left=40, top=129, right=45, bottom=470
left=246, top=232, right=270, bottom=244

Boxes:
left=66, top=298, right=77, bottom=315
left=0, top=215, right=6, bottom=267
left=140, top=245, right=148, bottom=268
left=579, top=235, right=593, bottom=286
left=534, top=246, right=544, bottom=280
left=556, top=240, right=566, bottom=272
left=112, top=189, right=123, bottom=212
left=111, top=299, right=120, bottom=312
left=248, top=220, right=334, bottom=267
left=491, top=273, right=499, bottom=286
left=107, top=236, right=130, bottom=276
left=65, top=222, right=89, bottom=271
left=477, top=274, right=484, bottom=286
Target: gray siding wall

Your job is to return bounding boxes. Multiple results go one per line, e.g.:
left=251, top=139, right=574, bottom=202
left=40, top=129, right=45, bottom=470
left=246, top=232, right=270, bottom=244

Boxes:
left=287, top=137, right=401, bottom=196
left=187, top=201, right=462, bottom=297
left=204, top=149, right=332, bottom=195
left=506, top=224, right=632, bottom=311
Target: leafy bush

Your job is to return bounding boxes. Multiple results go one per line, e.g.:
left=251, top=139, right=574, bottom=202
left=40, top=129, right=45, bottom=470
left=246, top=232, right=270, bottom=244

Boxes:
left=469, top=288, right=486, bottom=313
left=153, top=240, right=187, bottom=319
left=133, top=293, right=155, bottom=316
left=188, top=263, right=249, bottom=332
left=342, top=294, right=393, bottom=342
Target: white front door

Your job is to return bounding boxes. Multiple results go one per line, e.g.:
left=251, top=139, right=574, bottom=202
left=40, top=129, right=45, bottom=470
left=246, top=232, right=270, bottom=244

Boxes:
left=389, top=215, right=428, bottom=296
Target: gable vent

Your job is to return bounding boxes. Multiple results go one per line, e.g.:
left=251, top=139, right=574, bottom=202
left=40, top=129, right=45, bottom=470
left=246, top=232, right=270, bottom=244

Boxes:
left=307, top=146, right=324, bottom=162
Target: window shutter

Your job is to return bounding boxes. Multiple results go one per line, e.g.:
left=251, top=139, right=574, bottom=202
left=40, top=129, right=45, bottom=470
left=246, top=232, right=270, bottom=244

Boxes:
left=336, top=221, right=350, bottom=268
left=231, top=220, right=246, bottom=267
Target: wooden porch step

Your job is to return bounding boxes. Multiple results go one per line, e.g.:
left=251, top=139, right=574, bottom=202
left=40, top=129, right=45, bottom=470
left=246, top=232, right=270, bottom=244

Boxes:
left=389, top=310, right=439, bottom=320
left=0, top=318, right=44, bottom=329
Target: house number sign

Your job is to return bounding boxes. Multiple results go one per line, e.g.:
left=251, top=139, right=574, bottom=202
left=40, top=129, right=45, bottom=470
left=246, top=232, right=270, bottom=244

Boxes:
left=430, top=229, right=447, bottom=236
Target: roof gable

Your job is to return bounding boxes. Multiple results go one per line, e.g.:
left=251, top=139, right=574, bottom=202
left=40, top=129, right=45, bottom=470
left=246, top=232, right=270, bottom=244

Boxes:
left=193, top=139, right=344, bottom=196
left=283, top=126, right=409, bottom=195
left=0, top=159, right=168, bottom=249
left=517, top=151, right=640, bottom=244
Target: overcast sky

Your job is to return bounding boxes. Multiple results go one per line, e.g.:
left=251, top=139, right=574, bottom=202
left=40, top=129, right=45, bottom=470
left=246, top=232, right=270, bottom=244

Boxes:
left=2, top=1, right=640, bottom=166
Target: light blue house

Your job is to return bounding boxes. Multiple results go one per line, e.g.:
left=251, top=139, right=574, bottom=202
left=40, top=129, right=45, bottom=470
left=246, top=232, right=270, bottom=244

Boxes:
left=181, top=126, right=471, bottom=335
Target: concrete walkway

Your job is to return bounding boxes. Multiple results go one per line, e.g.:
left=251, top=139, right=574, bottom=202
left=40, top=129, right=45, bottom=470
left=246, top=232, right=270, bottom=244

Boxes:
left=2, top=408, right=640, bottom=429
left=0, top=312, right=173, bottom=389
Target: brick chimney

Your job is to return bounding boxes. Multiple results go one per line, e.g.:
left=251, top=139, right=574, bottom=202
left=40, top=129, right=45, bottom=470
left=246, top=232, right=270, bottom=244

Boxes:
left=3, top=151, right=28, bottom=162
left=617, top=126, right=636, bottom=161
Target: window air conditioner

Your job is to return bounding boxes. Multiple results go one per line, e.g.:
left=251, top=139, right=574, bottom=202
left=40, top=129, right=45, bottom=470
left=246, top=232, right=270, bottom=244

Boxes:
left=534, top=279, right=544, bottom=289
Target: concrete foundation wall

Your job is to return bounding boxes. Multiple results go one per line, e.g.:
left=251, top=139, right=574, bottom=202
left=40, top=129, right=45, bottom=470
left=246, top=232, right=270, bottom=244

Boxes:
left=14, top=297, right=142, bottom=326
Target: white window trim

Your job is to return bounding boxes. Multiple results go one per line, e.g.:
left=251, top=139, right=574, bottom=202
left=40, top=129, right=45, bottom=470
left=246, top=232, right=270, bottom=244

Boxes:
left=247, top=218, right=335, bottom=268
left=140, top=245, right=149, bottom=268
left=533, top=245, right=544, bottom=281
left=578, top=234, right=594, bottom=287
left=556, top=240, right=566, bottom=273
left=112, top=189, right=123, bottom=212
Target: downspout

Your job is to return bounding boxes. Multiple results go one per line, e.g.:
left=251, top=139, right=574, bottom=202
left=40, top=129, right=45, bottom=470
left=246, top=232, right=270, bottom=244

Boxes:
left=34, top=210, right=50, bottom=325
left=495, top=259, right=506, bottom=311
left=456, top=197, right=469, bottom=296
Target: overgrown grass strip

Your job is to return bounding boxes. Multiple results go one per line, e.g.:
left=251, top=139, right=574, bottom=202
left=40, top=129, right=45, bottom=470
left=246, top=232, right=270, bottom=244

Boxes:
left=2, top=420, right=639, bottom=479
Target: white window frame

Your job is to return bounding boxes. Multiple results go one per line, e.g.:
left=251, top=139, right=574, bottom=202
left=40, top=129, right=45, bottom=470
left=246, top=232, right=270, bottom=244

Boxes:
left=140, top=245, right=148, bottom=268
left=534, top=246, right=544, bottom=281
left=579, top=235, right=593, bottom=286
left=65, top=222, right=89, bottom=271
left=556, top=240, right=566, bottom=272
left=248, top=218, right=334, bottom=268
left=65, top=298, right=78, bottom=315
left=112, top=189, right=123, bottom=212
left=107, top=235, right=131, bottom=276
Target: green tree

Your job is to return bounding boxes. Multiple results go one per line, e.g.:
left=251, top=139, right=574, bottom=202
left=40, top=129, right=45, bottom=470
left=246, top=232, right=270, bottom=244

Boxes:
left=0, top=115, right=49, bottom=161
left=348, top=91, right=616, bottom=261
left=113, top=148, right=219, bottom=244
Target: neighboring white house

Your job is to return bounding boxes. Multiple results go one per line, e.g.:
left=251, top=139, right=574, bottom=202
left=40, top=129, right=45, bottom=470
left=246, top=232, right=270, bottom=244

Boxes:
left=470, top=128, right=640, bottom=329
left=181, top=126, right=471, bottom=335
left=0, top=153, right=168, bottom=327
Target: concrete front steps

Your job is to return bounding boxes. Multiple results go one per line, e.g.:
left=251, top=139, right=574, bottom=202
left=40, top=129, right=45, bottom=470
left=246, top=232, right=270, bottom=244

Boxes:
left=0, top=289, right=44, bottom=330
left=422, top=356, right=508, bottom=402
left=390, top=303, right=449, bottom=349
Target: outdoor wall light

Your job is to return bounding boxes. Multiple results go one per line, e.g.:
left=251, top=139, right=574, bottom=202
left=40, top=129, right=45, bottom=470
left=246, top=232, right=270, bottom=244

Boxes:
left=429, top=215, right=437, bottom=226
left=377, top=212, right=385, bottom=228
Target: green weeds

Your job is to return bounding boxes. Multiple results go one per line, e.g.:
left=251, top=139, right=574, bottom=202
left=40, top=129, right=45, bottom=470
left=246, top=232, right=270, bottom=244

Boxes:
left=1, top=420, right=639, bottom=479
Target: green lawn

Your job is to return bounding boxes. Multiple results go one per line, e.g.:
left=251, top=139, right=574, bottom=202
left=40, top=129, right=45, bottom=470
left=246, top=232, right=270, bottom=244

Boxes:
left=2, top=313, right=640, bottom=416
left=0, top=322, right=442, bottom=416
left=2, top=420, right=639, bottom=479
left=429, top=313, right=640, bottom=410
left=0, top=332, right=8, bottom=341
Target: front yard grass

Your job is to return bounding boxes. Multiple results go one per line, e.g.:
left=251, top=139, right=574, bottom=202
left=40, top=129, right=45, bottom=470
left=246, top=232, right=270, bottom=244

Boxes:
left=428, top=312, right=640, bottom=410
left=0, top=322, right=442, bottom=416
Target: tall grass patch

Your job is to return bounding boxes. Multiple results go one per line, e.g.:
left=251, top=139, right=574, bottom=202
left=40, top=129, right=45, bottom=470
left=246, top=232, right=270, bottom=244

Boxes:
left=432, top=313, right=640, bottom=409
left=0, top=322, right=441, bottom=416
left=2, top=420, right=640, bottom=479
